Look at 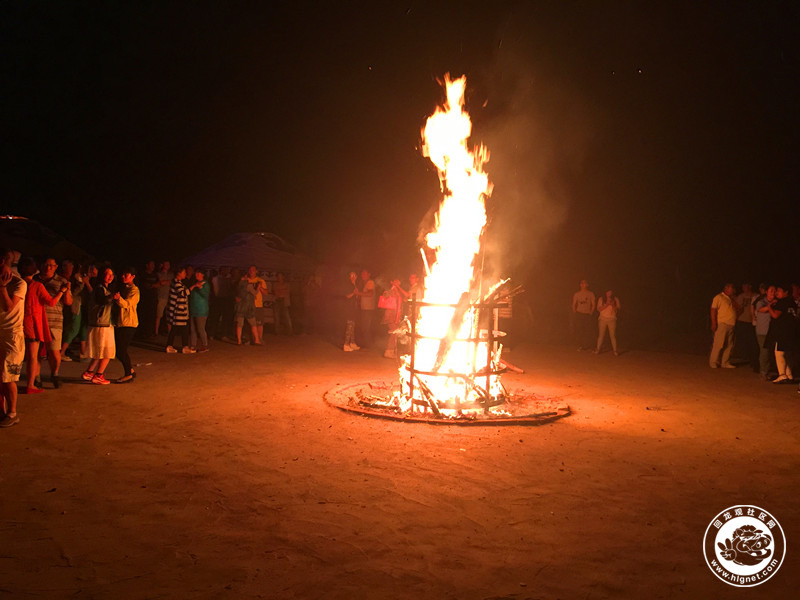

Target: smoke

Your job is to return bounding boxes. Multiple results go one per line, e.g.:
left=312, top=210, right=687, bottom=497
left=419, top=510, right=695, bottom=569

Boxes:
left=476, top=45, right=599, bottom=282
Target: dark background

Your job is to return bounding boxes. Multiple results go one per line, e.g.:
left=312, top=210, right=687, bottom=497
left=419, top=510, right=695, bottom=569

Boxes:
left=4, top=1, right=799, bottom=345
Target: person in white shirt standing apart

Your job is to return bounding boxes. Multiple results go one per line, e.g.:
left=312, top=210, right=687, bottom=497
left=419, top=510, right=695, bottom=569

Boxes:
left=594, top=289, right=621, bottom=355
left=710, top=283, right=739, bottom=369
left=571, top=279, right=596, bottom=352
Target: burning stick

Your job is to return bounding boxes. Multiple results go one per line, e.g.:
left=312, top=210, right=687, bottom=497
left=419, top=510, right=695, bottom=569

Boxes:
left=419, top=247, right=431, bottom=277
left=432, top=291, right=471, bottom=372
left=414, top=375, right=441, bottom=417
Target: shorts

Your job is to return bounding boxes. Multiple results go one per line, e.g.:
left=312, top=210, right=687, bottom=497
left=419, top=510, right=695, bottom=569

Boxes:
left=254, top=307, right=265, bottom=326
left=156, top=297, right=168, bottom=320
left=47, top=326, right=63, bottom=351
left=235, top=316, right=257, bottom=327
left=0, top=331, right=25, bottom=383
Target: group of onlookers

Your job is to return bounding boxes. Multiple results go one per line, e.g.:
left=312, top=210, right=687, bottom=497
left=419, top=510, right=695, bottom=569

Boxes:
left=571, top=279, right=622, bottom=355
left=710, top=282, right=800, bottom=392
left=137, top=261, right=309, bottom=350
left=342, top=270, right=423, bottom=359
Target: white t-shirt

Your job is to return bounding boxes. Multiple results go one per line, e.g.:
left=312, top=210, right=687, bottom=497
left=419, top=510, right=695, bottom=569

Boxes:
left=598, top=297, right=620, bottom=319
left=572, top=290, right=595, bottom=315
left=360, top=279, right=376, bottom=310
left=735, top=293, right=754, bottom=323
left=0, top=274, right=27, bottom=334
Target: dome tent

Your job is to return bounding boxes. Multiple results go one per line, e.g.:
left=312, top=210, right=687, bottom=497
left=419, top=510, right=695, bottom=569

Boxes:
left=180, top=232, right=314, bottom=278
left=0, top=215, right=93, bottom=265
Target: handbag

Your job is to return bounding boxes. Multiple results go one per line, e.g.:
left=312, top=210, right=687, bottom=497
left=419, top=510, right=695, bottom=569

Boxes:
left=378, top=293, right=398, bottom=311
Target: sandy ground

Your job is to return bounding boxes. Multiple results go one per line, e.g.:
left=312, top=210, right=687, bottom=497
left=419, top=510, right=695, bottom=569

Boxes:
left=1, top=335, right=798, bottom=599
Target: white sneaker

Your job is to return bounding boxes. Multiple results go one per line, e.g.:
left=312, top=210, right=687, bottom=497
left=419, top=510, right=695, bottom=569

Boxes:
left=182, top=347, right=196, bottom=354
left=165, top=345, right=178, bottom=353
left=343, top=344, right=354, bottom=352
left=349, top=343, right=361, bottom=350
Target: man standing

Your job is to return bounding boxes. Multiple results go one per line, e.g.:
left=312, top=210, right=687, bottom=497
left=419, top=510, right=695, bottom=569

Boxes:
left=138, top=260, right=159, bottom=338
left=211, top=266, right=234, bottom=340
left=571, top=279, right=596, bottom=351
left=0, top=248, right=26, bottom=428
left=732, top=283, right=758, bottom=369
left=245, top=266, right=268, bottom=343
left=752, top=284, right=775, bottom=379
left=710, top=283, right=739, bottom=369
left=154, top=260, right=173, bottom=336
left=37, top=257, right=72, bottom=388
left=358, top=269, right=376, bottom=348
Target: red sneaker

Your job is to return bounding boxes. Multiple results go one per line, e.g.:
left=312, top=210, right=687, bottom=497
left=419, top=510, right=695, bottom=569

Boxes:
left=81, top=371, right=94, bottom=381
left=91, top=374, right=110, bottom=385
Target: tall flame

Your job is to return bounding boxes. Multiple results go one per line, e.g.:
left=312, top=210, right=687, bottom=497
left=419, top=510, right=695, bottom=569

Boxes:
left=399, top=74, right=499, bottom=411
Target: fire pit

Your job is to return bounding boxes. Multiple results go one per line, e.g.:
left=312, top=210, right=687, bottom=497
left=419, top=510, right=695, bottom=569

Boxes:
left=324, top=381, right=571, bottom=425
left=328, top=75, right=571, bottom=425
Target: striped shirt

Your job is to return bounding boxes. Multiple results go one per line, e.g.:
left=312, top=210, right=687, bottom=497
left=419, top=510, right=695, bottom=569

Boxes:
left=167, top=279, right=190, bottom=326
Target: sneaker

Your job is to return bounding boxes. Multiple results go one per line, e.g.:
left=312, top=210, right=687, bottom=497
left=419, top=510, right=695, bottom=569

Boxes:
left=343, top=344, right=354, bottom=352
left=51, top=375, right=62, bottom=389
left=165, top=345, right=178, bottom=353
left=349, top=343, right=361, bottom=350
left=198, top=346, right=209, bottom=353
left=0, top=414, right=20, bottom=428
left=91, top=374, right=110, bottom=385
left=24, top=387, right=43, bottom=395
left=181, top=347, right=196, bottom=354
left=61, top=354, right=73, bottom=362
left=81, top=371, right=94, bottom=381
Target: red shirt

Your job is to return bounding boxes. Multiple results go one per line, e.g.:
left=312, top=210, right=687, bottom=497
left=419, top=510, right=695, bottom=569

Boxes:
left=23, top=279, right=57, bottom=342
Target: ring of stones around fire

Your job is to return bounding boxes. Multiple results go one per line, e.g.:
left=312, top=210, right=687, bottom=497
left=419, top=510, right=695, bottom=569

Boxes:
left=323, top=381, right=571, bottom=426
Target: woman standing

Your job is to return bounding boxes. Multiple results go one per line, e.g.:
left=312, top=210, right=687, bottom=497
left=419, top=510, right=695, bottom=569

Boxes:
left=113, top=267, right=139, bottom=383
left=189, top=269, right=210, bottom=352
left=82, top=266, right=116, bottom=384
left=19, top=257, right=68, bottom=393
left=594, top=289, right=621, bottom=355
left=165, top=267, right=193, bottom=353
left=382, top=278, right=407, bottom=359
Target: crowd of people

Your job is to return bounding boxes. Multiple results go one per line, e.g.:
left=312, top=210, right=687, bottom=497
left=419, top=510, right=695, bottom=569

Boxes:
left=709, top=282, right=800, bottom=390
left=342, top=269, right=423, bottom=359
left=4, top=250, right=797, bottom=429
left=0, top=248, right=323, bottom=428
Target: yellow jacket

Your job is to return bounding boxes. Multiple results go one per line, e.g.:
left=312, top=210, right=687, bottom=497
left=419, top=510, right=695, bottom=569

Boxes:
left=115, top=284, right=140, bottom=328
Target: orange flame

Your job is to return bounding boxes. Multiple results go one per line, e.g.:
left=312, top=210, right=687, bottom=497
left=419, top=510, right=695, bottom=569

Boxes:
left=399, top=75, right=502, bottom=414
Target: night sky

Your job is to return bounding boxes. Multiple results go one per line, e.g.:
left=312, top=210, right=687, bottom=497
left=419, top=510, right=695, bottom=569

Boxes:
left=4, top=1, right=799, bottom=339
